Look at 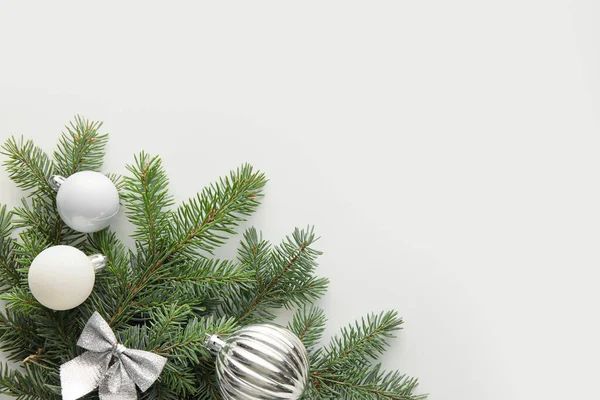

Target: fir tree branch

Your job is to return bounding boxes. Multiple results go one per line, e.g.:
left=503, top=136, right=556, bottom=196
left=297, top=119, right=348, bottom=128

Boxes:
left=80, top=230, right=133, bottom=319
left=306, top=312, right=425, bottom=400
left=37, top=310, right=80, bottom=363
left=288, top=306, right=327, bottom=349
left=13, top=229, right=52, bottom=268
left=134, top=259, right=252, bottom=317
left=110, top=164, right=266, bottom=329
left=0, top=205, right=21, bottom=291
left=232, top=227, right=329, bottom=324
left=0, top=204, right=12, bottom=239
left=1, top=136, right=55, bottom=197
left=156, top=363, right=197, bottom=399
left=158, top=258, right=252, bottom=286
left=12, top=197, right=85, bottom=247
left=309, top=365, right=425, bottom=400
left=140, top=384, right=181, bottom=400
left=168, top=164, right=266, bottom=258
left=0, top=310, right=42, bottom=362
left=0, top=288, right=45, bottom=317
left=146, top=304, right=193, bottom=350
left=313, top=311, right=403, bottom=372
left=52, top=115, right=109, bottom=176
left=123, top=152, right=173, bottom=254
left=194, top=370, right=222, bottom=400
left=153, top=316, right=237, bottom=360
left=0, top=363, right=60, bottom=400
left=11, top=199, right=53, bottom=238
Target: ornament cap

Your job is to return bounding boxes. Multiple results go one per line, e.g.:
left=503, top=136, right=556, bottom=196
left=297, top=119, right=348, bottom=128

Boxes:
left=88, top=254, right=107, bottom=272
left=204, top=334, right=226, bottom=354
left=49, top=175, right=67, bottom=192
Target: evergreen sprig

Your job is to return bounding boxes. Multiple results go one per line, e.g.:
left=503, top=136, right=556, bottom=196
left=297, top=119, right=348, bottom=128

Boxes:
left=0, top=116, right=424, bottom=399
left=219, top=227, right=330, bottom=325
left=288, top=306, right=327, bottom=350
left=316, top=311, right=403, bottom=372
left=0, top=206, right=20, bottom=291
left=0, top=362, right=60, bottom=400
left=1, top=137, right=54, bottom=197
left=123, top=152, right=174, bottom=254
left=169, top=163, right=266, bottom=257
left=53, top=116, right=109, bottom=176
left=302, top=311, right=425, bottom=400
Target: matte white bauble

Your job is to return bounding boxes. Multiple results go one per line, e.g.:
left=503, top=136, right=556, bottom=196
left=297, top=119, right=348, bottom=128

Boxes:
left=28, top=246, right=96, bottom=311
left=55, top=171, right=119, bottom=233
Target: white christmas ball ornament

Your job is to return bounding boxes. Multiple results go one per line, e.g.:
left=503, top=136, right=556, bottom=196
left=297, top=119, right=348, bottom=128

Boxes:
left=53, top=171, right=119, bottom=233
left=28, top=245, right=104, bottom=311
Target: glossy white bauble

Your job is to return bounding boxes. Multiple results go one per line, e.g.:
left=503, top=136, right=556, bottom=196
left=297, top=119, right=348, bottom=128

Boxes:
left=28, top=245, right=95, bottom=310
left=56, top=171, right=119, bottom=233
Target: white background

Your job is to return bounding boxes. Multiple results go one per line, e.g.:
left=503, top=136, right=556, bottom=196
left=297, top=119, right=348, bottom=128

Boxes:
left=0, top=1, right=599, bottom=399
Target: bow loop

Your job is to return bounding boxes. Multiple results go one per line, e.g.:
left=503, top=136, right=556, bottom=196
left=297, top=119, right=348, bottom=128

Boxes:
left=119, top=348, right=167, bottom=392
left=60, top=312, right=167, bottom=400
left=76, top=312, right=117, bottom=353
left=99, top=361, right=137, bottom=400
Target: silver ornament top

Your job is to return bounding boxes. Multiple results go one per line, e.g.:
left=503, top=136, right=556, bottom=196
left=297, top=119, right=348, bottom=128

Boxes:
left=88, top=253, right=108, bottom=271
left=205, top=323, right=310, bottom=400
left=49, top=175, right=67, bottom=191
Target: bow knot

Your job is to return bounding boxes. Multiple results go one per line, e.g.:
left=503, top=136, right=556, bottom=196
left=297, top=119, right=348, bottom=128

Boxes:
left=112, top=343, right=126, bottom=356
left=60, top=312, right=167, bottom=400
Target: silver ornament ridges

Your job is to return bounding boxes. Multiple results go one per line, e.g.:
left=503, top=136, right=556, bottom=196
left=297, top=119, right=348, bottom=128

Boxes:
left=205, top=323, right=310, bottom=400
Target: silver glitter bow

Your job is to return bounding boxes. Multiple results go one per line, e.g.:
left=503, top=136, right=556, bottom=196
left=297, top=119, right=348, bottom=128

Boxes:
left=60, top=312, right=167, bottom=400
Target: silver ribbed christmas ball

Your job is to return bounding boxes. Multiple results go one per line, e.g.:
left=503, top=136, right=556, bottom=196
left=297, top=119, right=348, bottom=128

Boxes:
left=205, top=323, right=309, bottom=400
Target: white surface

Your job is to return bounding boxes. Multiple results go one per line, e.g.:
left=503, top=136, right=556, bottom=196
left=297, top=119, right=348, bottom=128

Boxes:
left=0, top=1, right=599, bottom=399
left=28, top=246, right=95, bottom=311
left=57, top=171, right=120, bottom=233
